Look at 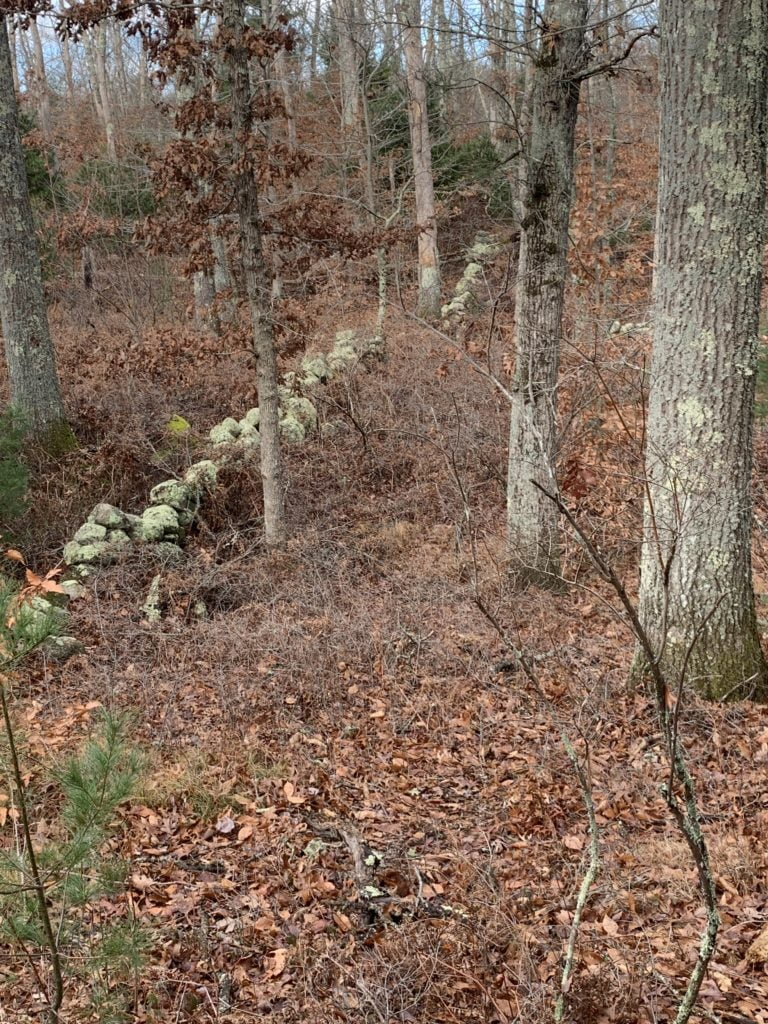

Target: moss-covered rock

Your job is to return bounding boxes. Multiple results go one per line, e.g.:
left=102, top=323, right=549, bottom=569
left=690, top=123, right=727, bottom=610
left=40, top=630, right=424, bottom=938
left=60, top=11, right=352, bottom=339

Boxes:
left=281, top=395, right=317, bottom=433
left=134, top=505, right=180, bottom=543
left=43, top=635, right=85, bottom=662
left=210, top=417, right=241, bottom=445
left=107, top=529, right=132, bottom=550
left=60, top=579, right=87, bottom=600
left=88, top=503, right=128, bottom=529
left=16, top=594, right=70, bottom=634
left=238, top=421, right=260, bottom=443
left=153, top=541, right=185, bottom=563
left=280, top=416, right=306, bottom=443
left=150, top=479, right=197, bottom=511
left=73, top=522, right=108, bottom=545
left=300, top=354, right=330, bottom=386
left=63, top=539, right=114, bottom=566
left=184, top=460, right=219, bottom=489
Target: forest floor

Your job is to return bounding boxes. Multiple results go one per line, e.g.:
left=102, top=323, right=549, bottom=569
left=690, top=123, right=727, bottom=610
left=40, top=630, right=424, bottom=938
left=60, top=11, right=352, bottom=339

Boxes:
left=4, top=257, right=768, bottom=1024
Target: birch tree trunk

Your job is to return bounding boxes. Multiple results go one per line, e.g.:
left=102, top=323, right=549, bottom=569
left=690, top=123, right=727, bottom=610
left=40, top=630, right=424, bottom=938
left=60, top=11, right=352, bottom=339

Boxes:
left=221, top=0, right=287, bottom=548
left=506, top=0, right=587, bottom=584
left=0, top=18, right=68, bottom=441
left=399, top=0, right=441, bottom=319
left=635, top=0, right=768, bottom=701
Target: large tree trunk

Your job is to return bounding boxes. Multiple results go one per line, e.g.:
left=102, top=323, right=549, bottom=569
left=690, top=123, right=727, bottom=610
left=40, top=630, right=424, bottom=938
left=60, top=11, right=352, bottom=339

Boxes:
left=7, top=19, right=19, bottom=93
left=399, top=0, right=441, bottom=319
left=0, top=18, right=67, bottom=441
left=635, top=0, right=768, bottom=701
left=221, top=0, right=286, bottom=548
left=506, top=0, right=587, bottom=585
left=90, top=21, right=117, bottom=160
left=334, top=0, right=360, bottom=160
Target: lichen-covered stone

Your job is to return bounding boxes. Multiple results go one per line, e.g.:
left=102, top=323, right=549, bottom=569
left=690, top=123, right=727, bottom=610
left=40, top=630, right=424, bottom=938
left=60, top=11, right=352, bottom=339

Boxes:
left=280, top=416, right=306, bottom=443
left=63, top=540, right=114, bottom=566
left=238, top=421, right=259, bottom=441
left=134, top=505, right=180, bottom=543
left=106, top=529, right=132, bottom=550
left=166, top=414, right=191, bottom=436
left=88, top=503, right=128, bottom=529
left=335, top=329, right=358, bottom=348
left=221, top=417, right=241, bottom=436
left=150, top=479, right=196, bottom=511
left=281, top=395, right=317, bottom=433
left=184, top=460, right=218, bottom=489
left=362, top=334, right=385, bottom=361
left=43, top=635, right=85, bottom=662
left=209, top=423, right=234, bottom=445
left=467, top=237, right=501, bottom=263
left=73, top=522, right=108, bottom=545
left=153, top=542, right=185, bottom=563
left=16, top=595, right=70, bottom=633
left=300, top=354, right=330, bottom=386
left=327, top=346, right=358, bottom=373
left=142, top=574, right=163, bottom=623
left=60, top=579, right=87, bottom=601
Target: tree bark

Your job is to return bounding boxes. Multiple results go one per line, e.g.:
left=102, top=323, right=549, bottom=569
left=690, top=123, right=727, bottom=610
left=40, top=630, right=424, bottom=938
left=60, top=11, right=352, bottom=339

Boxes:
left=635, top=0, right=768, bottom=701
left=7, top=18, right=19, bottom=94
left=334, top=0, right=360, bottom=139
left=399, top=0, right=441, bottom=319
left=479, top=0, right=507, bottom=151
left=0, top=17, right=68, bottom=441
left=506, top=0, right=588, bottom=584
left=221, top=0, right=287, bottom=548
left=91, top=21, right=117, bottom=160
left=29, top=18, right=53, bottom=145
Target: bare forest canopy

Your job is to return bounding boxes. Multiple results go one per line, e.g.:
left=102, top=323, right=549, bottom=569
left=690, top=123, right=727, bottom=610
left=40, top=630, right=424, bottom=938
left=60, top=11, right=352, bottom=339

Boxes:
left=5, top=2, right=768, bottom=1024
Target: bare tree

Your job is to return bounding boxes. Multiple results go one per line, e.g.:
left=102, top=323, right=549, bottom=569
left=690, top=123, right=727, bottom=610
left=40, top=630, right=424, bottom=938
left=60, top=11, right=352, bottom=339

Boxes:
left=0, top=16, right=68, bottom=443
left=399, top=0, right=441, bottom=318
left=221, top=0, right=287, bottom=547
left=506, top=0, right=588, bottom=584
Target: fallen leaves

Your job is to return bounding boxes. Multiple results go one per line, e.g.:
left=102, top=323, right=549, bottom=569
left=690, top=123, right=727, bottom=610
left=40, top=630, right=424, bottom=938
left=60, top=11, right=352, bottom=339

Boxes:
left=747, top=923, right=768, bottom=964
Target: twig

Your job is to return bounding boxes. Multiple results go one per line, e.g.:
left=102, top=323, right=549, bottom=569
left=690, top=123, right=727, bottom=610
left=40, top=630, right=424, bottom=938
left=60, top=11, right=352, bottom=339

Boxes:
left=532, top=482, right=720, bottom=1024
left=554, top=731, right=600, bottom=1024
left=1, top=675, right=64, bottom=1022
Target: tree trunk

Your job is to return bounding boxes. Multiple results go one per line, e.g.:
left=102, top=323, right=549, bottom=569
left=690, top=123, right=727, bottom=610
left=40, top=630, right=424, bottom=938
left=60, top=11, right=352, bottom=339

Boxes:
left=29, top=18, right=53, bottom=145
left=479, top=0, right=507, bottom=151
left=110, top=18, right=129, bottom=112
left=0, top=18, right=68, bottom=441
left=399, top=0, right=441, bottom=319
left=59, top=31, right=76, bottom=105
left=92, top=22, right=117, bottom=160
left=309, top=0, right=322, bottom=78
left=334, top=0, right=360, bottom=140
left=221, top=0, right=287, bottom=548
left=515, top=0, right=535, bottom=220
left=506, top=0, right=587, bottom=585
left=7, top=19, right=19, bottom=94
left=635, top=0, right=768, bottom=701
